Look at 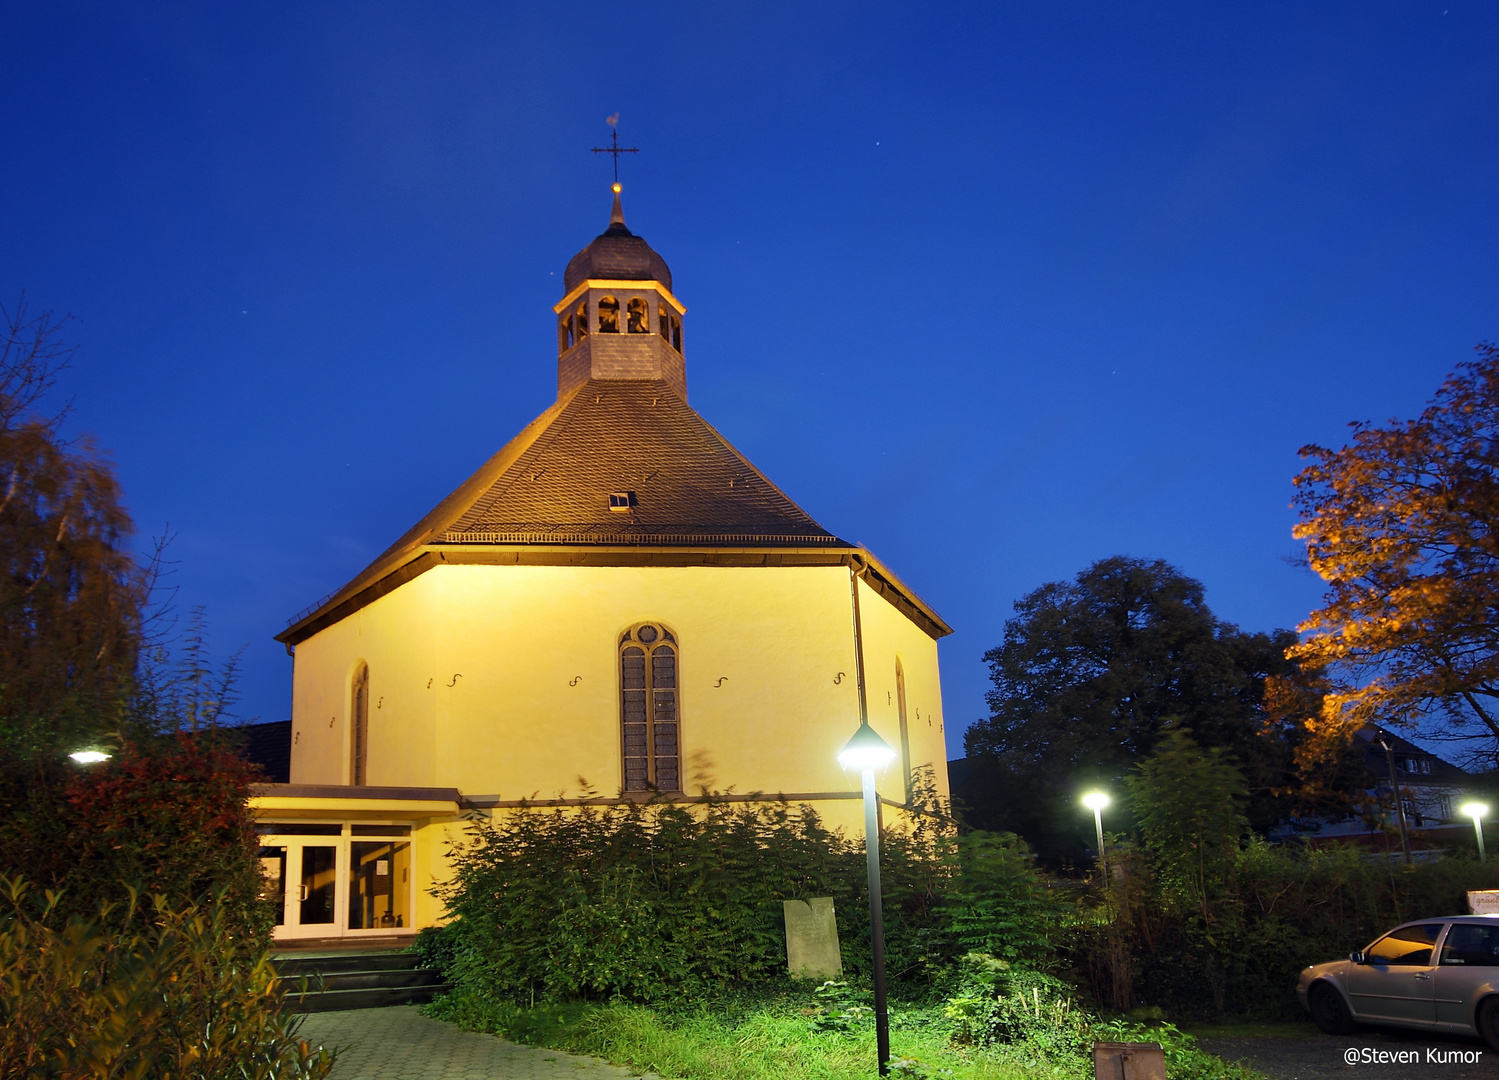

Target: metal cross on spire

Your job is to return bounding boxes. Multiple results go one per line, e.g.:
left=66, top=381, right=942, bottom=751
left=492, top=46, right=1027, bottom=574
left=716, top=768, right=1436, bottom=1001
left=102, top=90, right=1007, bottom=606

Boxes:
left=591, top=113, right=639, bottom=185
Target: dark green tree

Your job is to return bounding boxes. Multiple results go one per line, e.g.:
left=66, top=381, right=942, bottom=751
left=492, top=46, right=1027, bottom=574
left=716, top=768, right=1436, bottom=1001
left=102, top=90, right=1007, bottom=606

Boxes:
left=958, top=557, right=1296, bottom=862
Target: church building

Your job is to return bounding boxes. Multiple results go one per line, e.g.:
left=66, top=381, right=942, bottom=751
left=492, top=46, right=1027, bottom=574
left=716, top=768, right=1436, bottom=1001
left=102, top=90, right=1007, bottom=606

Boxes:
left=250, top=185, right=953, bottom=942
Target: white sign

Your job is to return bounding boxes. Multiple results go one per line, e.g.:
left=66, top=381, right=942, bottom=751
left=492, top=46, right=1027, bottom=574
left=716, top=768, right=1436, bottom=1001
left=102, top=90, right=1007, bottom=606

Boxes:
left=1467, top=890, right=1499, bottom=914
left=376, top=860, right=390, bottom=876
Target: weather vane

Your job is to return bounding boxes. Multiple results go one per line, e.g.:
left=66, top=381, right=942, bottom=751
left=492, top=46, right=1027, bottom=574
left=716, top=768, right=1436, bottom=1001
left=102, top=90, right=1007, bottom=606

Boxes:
left=591, top=113, right=639, bottom=187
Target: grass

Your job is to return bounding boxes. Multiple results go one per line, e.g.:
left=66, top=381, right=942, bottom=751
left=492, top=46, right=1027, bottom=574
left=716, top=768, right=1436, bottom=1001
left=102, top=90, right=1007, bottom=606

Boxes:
left=425, top=986, right=1267, bottom=1080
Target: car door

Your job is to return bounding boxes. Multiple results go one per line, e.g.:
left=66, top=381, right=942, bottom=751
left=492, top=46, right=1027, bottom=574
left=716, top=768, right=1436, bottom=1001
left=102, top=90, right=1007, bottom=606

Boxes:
left=1434, top=922, right=1499, bottom=1029
left=1345, top=923, right=1443, bottom=1026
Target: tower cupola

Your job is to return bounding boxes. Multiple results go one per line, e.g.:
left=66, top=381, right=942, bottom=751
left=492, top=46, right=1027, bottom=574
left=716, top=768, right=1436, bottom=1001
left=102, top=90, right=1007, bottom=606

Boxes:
left=554, top=185, right=686, bottom=401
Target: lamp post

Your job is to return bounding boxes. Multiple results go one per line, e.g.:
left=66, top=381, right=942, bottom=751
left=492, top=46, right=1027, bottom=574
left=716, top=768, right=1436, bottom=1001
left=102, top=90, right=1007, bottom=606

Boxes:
left=68, top=750, right=111, bottom=764
left=1082, top=791, right=1110, bottom=878
left=839, top=720, right=897, bottom=1077
left=1463, top=802, right=1489, bottom=863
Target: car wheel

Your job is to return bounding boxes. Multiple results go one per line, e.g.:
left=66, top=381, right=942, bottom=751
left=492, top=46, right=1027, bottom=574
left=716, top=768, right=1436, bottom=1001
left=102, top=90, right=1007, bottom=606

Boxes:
left=1309, top=982, right=1357, bottom=1035
left=1476, top=997, right=1499, bottom=1050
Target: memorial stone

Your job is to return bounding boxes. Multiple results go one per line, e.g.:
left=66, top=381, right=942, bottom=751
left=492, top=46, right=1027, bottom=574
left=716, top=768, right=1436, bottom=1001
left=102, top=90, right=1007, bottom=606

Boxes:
left=783, top=897, right=842, bottom=979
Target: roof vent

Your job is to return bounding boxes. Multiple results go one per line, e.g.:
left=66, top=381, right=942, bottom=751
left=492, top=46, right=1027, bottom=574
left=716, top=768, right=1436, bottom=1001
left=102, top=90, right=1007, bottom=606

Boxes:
left=608, top=491, right=638, bottom=512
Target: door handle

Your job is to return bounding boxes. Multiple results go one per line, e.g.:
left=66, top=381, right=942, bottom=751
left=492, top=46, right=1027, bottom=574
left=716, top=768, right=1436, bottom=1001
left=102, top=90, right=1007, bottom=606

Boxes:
left=1415, top=973, right=1431, bottom=980
left=299, top=885, right=308, bottom=901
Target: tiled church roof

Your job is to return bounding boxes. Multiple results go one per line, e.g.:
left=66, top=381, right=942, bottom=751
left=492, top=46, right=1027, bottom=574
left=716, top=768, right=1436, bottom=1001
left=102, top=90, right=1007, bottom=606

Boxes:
left=440, top=380, right=833, bottom=545
left=278, top=379, right=856, bottom=643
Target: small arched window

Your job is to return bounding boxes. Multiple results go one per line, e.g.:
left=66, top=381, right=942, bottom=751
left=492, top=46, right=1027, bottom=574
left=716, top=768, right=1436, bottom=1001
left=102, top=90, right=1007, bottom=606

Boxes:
left=626, top=297, right=649, bottom=334
left=558, top=315, right=574, bottom=354
left=598, top=296, right=620, bottom=334
left=575, top=301, right=589, bottom=339
left=895, top=660, right=912, bottom=801
left=620, top=623, right=680, bottom=792
left=658, top=303, right=670, bottom=341
left=671, top=315, right=682, bottom=352
left=351, top=663, right=370, bottom=786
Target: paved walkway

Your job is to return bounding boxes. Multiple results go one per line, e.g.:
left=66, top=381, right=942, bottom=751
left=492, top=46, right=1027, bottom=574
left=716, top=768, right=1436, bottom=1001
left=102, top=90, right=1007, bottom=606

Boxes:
left=296, top=1005, right=659, bottom=1080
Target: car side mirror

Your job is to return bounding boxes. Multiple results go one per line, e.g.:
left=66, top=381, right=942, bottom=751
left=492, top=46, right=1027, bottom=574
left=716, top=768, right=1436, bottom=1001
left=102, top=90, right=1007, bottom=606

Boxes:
left=1349, top=951, right=1366, bottom=965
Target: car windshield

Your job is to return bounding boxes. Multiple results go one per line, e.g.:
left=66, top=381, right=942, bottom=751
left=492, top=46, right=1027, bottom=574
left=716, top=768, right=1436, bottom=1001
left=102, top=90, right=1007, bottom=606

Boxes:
left=1366, top=923, right=1443, bottom=966
left=1442, top=924, right=1499, bottom=966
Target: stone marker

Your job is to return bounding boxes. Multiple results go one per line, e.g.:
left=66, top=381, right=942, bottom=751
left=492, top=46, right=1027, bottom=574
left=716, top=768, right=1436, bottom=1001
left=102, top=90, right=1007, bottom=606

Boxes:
left=1469, top=890, right=1499, bottom=915
left=1092, top=1041, right=1165, bottom=1080
left=783, top=897, right=842, bottom=979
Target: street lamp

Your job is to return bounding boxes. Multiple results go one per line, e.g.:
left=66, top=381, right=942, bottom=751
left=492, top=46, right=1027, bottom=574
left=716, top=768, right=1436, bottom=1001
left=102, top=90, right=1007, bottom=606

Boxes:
left=1082, top=791, right=1110, bottom=874
left=1463, top=802, right=1489, bottom=863
left=839, top=720, right=897, bottom=1077
left=68, top=750, right=111, bottom=764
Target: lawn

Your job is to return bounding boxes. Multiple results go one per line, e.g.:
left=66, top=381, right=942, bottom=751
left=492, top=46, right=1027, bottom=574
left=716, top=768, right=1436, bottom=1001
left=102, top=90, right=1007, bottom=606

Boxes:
left=426, top=987, right=1266, bottom=1080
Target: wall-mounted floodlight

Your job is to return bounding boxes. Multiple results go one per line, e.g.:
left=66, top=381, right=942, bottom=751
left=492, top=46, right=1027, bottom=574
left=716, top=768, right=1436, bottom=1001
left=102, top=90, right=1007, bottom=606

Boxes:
left=68, top=750, right=111, bottom=764
left=1463, top=802, right=1490, bottom=863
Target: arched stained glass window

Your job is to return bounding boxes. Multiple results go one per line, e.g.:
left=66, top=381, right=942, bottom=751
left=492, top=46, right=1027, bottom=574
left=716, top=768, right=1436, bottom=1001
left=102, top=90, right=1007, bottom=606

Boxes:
left=626, top=297, right=649, bottom=334
left=620, top=623, right=680, bottom=792
left=351, top=663, right=370, bottom=786
left=598, top=296, right=620, bottom=333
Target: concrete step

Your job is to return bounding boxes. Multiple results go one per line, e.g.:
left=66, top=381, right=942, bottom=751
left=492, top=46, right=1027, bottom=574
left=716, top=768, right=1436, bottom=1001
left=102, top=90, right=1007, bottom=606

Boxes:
left=273, top=949, right=448, bottom=1012
left=274, top=952, right=426, bottom=977
left=285, top=983, right=449, bottom=1013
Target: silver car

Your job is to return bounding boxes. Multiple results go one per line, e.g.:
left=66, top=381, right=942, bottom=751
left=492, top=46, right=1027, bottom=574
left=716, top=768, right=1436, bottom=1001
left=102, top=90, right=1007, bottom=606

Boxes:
left=1298, top=915, right=1499, bottom=1047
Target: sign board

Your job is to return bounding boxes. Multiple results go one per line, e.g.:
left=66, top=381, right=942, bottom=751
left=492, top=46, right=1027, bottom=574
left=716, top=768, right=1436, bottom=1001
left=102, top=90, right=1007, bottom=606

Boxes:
left=1468, top=890, right=1499, bottom=915
left=783, top=897, right=842, bottom=980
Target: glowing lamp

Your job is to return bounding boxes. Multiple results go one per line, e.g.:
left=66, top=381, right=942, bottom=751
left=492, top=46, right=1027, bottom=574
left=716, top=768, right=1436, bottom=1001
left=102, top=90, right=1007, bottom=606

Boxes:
left=69, top=750, right=110, bottom=764
left=837, top=721, right=897, bottom=771
left=1082, top=791, right=1110, bottom=812
left=1464, top=802, right=1490, bottom=863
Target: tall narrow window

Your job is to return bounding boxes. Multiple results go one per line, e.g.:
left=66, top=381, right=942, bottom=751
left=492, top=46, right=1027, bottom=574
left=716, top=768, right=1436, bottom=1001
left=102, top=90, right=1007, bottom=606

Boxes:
left=671, top=315, right=682, bottom=352
left=351, top=663, right=370, bottom=786
left=575, top=301, right=589, bottom=339
left=626, top=297, right=649, bottom=333
left=558, top=315, right=573, bottom=353
left=598, top=296, right=620, bottom=333
left=895, top=660, right=912, bottom=801
left=620, top=624, right=680, bottom=792
left=658, top=302, right=670, bottom=341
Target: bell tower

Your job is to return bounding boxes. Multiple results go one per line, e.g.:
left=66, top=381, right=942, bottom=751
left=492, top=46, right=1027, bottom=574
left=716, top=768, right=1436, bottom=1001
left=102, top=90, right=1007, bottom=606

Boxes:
left=553, top=183, right=687, bottom=401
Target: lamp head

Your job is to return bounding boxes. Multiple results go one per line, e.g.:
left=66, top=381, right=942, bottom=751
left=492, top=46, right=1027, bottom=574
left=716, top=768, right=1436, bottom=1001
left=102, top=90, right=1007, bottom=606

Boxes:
left=838, top=721, right=897, bottom=771
left=1463, top=802, right=1489, bottom=820
left=1082, top=791, right=1110, bottom=812
left=69, top=750, right=111, bottom=765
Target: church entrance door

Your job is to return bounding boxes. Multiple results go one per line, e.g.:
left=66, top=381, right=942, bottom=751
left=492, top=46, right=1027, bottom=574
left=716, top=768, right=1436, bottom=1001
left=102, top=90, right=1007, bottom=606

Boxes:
left=257, top=824, right=415, bottom=940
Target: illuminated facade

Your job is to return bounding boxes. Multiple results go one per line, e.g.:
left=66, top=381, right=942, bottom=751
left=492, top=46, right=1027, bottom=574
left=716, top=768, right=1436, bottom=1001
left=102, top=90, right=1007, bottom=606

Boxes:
left=251, top=188, right=952, bottom=941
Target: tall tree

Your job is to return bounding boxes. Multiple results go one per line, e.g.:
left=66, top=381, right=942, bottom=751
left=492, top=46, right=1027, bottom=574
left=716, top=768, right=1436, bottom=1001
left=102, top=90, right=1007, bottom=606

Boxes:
left=0, top=296, right=147, bottom=768
left=959, top=556, right=1296, bottom=861
left=1288, top=345, right=1499, bottom=770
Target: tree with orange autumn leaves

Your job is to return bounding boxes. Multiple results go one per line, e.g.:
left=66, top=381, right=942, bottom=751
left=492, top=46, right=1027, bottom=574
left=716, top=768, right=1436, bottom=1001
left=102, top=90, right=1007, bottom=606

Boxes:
left=1283, top=345, right=1499, bottom=775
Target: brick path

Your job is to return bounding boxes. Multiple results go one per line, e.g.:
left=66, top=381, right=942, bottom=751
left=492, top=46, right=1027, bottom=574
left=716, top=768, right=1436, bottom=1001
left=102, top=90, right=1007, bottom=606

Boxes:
left=295, top=1005, right=659, bottom=1080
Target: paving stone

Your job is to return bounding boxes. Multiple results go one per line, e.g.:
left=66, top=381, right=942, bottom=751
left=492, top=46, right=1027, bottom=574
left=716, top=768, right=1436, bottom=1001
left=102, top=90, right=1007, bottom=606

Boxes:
left=295, top=1005, right=659, bottom=1080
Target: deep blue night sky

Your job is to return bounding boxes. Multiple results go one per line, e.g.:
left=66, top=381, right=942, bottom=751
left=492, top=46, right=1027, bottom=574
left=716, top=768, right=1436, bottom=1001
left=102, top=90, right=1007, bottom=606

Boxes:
left=2, top=3, right=1496, bottom=759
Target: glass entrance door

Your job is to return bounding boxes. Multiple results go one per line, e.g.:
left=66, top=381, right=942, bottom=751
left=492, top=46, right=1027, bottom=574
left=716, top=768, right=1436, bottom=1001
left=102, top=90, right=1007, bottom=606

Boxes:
left=256, top=825, right=415, bottom=940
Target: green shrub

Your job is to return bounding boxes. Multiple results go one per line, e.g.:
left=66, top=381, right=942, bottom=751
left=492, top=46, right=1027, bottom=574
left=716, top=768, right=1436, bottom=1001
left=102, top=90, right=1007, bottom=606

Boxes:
left=438, top=797, right=885, bottom=1003
left=0, top=732, right=271, bottom=944
left=0, top=875, right=336, bottom=1080
left=1070, top=837, right=1499, bottom=1018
